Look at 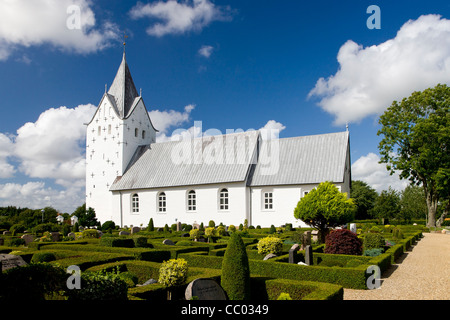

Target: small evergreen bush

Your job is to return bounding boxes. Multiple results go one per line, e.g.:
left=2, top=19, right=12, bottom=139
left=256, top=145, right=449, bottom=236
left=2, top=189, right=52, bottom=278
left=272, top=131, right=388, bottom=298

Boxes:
left=363, top=248, right=384, bottom=257
left=82, top=229, right=100, bottom=239
left=257, top=236, right=283, bottom=256
left=221, top=233, right=251, bottom=300
left=363, top=232, right=385, bottom=250
left=31, top=252, right=56, bottom=263
left=324, top=229, right=362, bottom=255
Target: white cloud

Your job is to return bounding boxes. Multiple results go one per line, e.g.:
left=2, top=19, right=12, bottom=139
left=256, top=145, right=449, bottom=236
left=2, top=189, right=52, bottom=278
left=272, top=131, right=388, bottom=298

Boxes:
left=0, top=133, right=16, bottom=178
left=13, top=104, right=96, bottom=183
left=150, top=104, right=195, bottom=142
left=351, top=152, right=409, bottom=193
left=259, top=120, right=286, bottom=140
left=198, top=45, right=214, bottom=58
left=129, top=0, right=232, bottom=37
left=308, top=14, right=450, bottom=125
left=0, top=0, right=119, bottom=61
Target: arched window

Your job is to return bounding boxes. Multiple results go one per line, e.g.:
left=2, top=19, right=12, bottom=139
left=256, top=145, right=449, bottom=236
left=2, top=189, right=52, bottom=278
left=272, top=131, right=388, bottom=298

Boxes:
left=135, top=128, right=138, bottom=137
left=263, top=190, right=273, bottom=210
left=187, top=190, right=196, bottom=211
left=219, top=188, right=228, bottom=210
left=158, top=192, right=166, bottom=212
left=131, top=194, right=139, bottom=213
left=108, top=124, right=111, bottom=134
left=142, top=130, right=146, bottom=139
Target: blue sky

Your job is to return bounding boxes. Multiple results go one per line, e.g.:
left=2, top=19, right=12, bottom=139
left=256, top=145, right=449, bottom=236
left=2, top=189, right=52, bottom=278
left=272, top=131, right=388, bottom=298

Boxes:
left=1, top=0, right=450, bottom=213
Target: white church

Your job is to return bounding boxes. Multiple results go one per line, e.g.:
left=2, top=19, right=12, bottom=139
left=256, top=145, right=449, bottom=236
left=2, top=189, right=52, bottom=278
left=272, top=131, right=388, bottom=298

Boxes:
left=85, top=53, right=351, bottom=229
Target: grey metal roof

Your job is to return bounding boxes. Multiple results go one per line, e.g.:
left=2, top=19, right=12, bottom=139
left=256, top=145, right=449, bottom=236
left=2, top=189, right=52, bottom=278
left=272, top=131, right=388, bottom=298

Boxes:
left=110, top=130, right=260, bottom=191
left=248, top=131, right=349, bottom=186
left=107, top=52, right=139, bottom=119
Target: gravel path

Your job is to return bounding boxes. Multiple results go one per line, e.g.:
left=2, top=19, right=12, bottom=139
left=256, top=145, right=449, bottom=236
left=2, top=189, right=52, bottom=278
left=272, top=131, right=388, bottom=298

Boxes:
left=344, top=232, right=450, bottom=300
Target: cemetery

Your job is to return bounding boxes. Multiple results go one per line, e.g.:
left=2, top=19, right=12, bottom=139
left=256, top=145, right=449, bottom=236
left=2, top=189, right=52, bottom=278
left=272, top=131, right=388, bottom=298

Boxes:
left=0, top=219, right=428, bottom=300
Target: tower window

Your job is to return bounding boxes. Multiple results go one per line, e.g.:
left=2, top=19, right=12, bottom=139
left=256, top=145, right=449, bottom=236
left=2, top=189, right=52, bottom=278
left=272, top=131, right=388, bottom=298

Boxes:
left=135, top=128, right=138, bottom=137
left=219, top=188, right=229, bottom=210
left=142, top=130, right=146, bottom=139
left=187, top=190, right=196, bottom=211
left=108, top=124, right=111, bottom=134
left=158, top=192, right=166, bottom=212
left=131, top=194, right=139, bottom=213
left=98, top=126, right=101, bottom=136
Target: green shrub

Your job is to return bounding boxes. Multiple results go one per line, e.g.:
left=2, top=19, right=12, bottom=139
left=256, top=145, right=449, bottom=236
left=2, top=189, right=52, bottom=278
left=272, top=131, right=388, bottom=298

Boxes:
left=205, top=227, right=216, bottom=239
left=133, top=236, right=149, bottom=248
left=228, top=225, right=236, bottom=233
left=209, top=220, right=216, bottom=228
left=221, top=232, right=251, bottom=300
left=31, top=252, right=56, bottom=263
left=269, top=225, right=276, bottom=234
left=257, top=236, right=283, bottom=256
left=392, top=227, right=404, bottom=240
left=176, top=240, right=192, bottom=246
left=82, top=229, right=100, bottom=239
left=189, top=229, right=200, bottom=240
left=363, top=248, right=384, bottom=257
left=277, top=292, right=292, bottom=300
left=158, top=258, right=188, bottom=288
left=101, top=220, right=116, bottom=232
left=148, top=218, right=154, bottom=231
left=100, top=236, right=135, bottom=248
left=217, top=225, right=226, bottom=236
left=7, top=237, right=26, bottom=247
left=9, top=224, right=25, bottom=236
left=363, top=233, right=385, bottom=250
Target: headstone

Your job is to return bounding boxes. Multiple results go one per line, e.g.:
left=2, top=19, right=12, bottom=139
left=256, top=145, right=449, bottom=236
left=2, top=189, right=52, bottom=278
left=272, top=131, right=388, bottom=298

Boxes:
left=79, top=226, right=84, bottom=232
left=311, top=230, right=319, bottom=242
left=297, top=261, right=308, bottom=266
left=50, top=232, right=60, bottom=242
left=137, top=278, right=158, bottom=287
left=350, top=223, right=357, bottom=234
left=177, top=222, right=182, bottom=232
left=119, top=231, right=130, bottom=236
left=289, top=244, right=300, bottom=264
left=0, top=254, right=28, bottom=271
left=21, top=234, right=34, bottom=245
left=192, top=222, right=200, bottom=230
left=131, top=226, right=140, bottom=234
left=3, top=231, right=11, bottom=236
left=162, top=239, right=175, bottom=245
left=263, top=253, right=277, bottom=260
left=185, top=278, right=227, bottom=300
left=301, top=231, right=311, bottom=250
left=67, top=232, right=76, bottom=239
left=305, top=245, right=313, bottom=266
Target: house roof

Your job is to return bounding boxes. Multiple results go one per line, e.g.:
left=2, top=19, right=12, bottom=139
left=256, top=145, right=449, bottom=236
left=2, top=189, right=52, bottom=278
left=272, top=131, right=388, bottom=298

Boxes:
left=248, top=131, right=349, bottom=186
left=110, top=130, right=260, bottom=191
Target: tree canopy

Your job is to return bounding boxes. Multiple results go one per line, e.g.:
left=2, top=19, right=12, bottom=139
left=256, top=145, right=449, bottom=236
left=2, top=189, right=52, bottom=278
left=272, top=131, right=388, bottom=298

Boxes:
left=378, top=83, right=450, bottom=227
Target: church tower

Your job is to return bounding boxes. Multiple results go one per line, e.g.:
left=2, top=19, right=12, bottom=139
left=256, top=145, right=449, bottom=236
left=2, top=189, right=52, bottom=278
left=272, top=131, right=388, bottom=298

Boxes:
left=85, top=52, right=157, bottom=224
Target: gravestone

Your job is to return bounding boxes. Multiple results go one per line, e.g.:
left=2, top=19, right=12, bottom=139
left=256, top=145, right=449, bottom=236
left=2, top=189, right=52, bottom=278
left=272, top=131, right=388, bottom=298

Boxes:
left=3, top=231, right=11, bottom=236
left=185, top=278, right=227, bottom=300
left=305, top=245, right=313, bottom=266
left=131, top=226, right=140, bottom=234
left=177, top=222, right=182, bottom=232
left=301, top=231, right=311, bottom=250
left=289, top=244, right=300, bottom=264
left=350, top=223, right=357, bottom=234
left=311, top=230, right=319, bottom=242
left=119, top=231, right=129, bottom=236
left=192, top=222, right=200, bottom=230
left=162, top=239, right=175, bottom=245
left=0, top=254, right=28, bottom=271
left=50, top=232, right=60, bottom=242
left=21, top=234, right=34, bottom=245
left=67, top=232, right=76, bottom=240
left=263, top=253, right=277, bottom=260
left=137, top=278, right=158, bottom=287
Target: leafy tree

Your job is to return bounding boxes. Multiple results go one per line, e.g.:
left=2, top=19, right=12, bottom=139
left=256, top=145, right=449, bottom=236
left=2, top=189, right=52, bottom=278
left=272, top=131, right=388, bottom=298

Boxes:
left=399, top=185, right=427, bottom=223
left=350, top=180, right=378, bottom=220
left=294, top=181, right=356, bottom=242
left=377, top=83, right=450, bottom=227
left=72, top=204, right=98, bottom=228
left=371, top=188, right=400, bottom=223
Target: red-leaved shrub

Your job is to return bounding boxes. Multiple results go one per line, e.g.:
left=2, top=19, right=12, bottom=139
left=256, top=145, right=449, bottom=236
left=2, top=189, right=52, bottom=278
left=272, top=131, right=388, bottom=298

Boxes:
left=324, top=229, right=362, bottom=255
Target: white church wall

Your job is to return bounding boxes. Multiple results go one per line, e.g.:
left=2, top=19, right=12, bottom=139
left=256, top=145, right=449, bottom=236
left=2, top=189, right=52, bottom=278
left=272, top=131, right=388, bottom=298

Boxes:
left=111, top=182, right=249, bottom=228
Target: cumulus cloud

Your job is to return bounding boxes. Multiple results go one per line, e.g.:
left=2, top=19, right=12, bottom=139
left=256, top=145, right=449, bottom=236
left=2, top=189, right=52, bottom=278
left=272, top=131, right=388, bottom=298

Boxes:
left=351, top=152, right=409, bottom=193
left=259, top=120, right=286, bottom=140
left=14, top=104, right=96, bottom=183
left=308, top=14, right=450, bottom=125
left=198, top=45, right=214, bottom=58
left=0, top=0, right=119, bottom=61
left=150, top=104, right=196, bottom=142
left=0, top=133, right=16, bottom=178
left=129, top=0, right=232, bottom=37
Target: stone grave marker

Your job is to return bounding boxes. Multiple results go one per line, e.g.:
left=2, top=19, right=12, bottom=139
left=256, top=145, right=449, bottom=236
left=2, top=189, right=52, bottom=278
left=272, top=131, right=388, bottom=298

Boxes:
left=162, top=239, right=175, bottom=245
left=185, top=278, right=227, bottom=300
left=21, top=234, right=34, bottom=245
left=263, top=253, right=277, bottom=260
left=301, top=231, right=311, bottom=250
left=350, top=223, right=357, bottom=234
left=0, top=254, right=28, bottom=272
left=119, top=230, right=130, bottom=236
left=305, top=245, right=313, bottom=266
left=289, top=244, right=300, bottom=264
left=311, top=230, right=319, bottom=242
left=177, top=222, right=182, bottom=231
left=67, top=232, right=76, bottom=240
left=50, top=232, right=60, bottom=242
left=131, top=226, right=140, bottom=234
